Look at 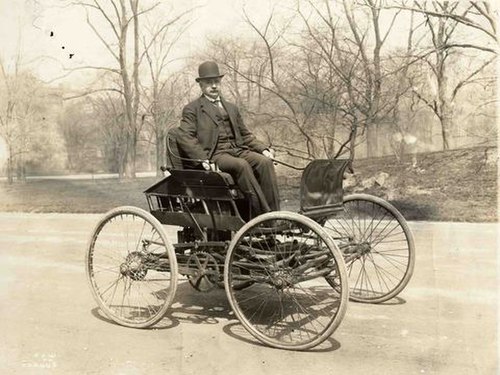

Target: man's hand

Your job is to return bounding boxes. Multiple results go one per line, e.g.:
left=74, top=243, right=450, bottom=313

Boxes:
left=201, top=160, right=211, bottom=171
left=202, top=160, right=220, bottom=172
left=262, top=149, right=275, bottom=159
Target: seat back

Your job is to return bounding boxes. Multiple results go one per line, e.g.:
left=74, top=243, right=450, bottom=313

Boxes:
left=165, top=127, right=238, bottom=186
left=300, top=159, right=350, bottom=214
left=165, top=128, right=198, bottom=170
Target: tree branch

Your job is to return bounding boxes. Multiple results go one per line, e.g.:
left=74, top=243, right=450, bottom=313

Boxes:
left=386, top=4, right=497, bottom=41
left=85, top=9, right=120, bottom=62
left=452, top=56, right=496, bottom=100
left=63, top=88, right=124, bottom=100
left=441, top=43, right=497, bottom=54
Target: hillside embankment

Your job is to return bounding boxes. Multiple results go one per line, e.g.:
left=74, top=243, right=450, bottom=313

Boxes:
left=279, top=146, right=497, bottom=222
left=0, top=146, right=496, bottom=222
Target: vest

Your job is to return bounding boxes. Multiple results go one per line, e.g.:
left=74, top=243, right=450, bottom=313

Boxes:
left=213, top=104, right=240, bottom=155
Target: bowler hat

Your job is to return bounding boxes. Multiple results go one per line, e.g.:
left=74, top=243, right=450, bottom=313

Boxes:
left=196, top=61, right=224, bottom=82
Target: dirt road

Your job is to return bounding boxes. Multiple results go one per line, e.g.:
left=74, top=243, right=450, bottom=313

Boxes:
left=0, top=213, right=497, bottom=374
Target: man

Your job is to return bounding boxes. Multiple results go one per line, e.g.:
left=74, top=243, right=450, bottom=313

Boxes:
left=177, top=61, right=280, bottom=215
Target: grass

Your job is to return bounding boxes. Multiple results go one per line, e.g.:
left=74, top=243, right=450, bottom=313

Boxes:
left=350, top=146, right=498, bottom=222
left=0, top=178, right=153, bottom=213
left=0, top=146, right=496, bottom=222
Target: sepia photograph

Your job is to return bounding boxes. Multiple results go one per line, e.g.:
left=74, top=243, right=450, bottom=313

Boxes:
left=0, top=0, right=497, bottom=373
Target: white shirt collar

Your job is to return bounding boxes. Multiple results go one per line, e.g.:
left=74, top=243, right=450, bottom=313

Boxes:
left=204, top=94, right=221, bottom=103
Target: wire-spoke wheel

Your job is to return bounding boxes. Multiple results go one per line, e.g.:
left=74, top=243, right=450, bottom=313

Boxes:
left=86, top=206, right=178, bottom=328
left=224, top=211, right=348, bottom=350
left=322, top=194, right=415, bottom=303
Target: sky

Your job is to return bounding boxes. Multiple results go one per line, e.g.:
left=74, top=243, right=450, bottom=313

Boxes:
left=0, top=0, right=277, bottom=85
left=0, top=0, right=497, bottom=83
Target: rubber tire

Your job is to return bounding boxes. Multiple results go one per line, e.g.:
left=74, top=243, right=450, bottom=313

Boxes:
left=224, top=211, right=349, bottom=350
left=324, top=194, right=415, bottom=303
left=86, top=206, right=178, bottom=328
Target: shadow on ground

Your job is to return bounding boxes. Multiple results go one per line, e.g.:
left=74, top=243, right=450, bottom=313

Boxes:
left=90, top=281, right=344, bottom=352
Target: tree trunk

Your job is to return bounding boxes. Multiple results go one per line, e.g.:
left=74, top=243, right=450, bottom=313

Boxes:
left=436, top=13, right=452, bottom=150
left=118, top=0, right=137, bottom=179
left=326, top=118, right=336, bottom=158
left=437, top=68, right=453, bottom=150
left=156, top=131, right=166, bottom=177
left=366, top=121, right=378, bottom=158
left=7, top=156, right=13, bottom=184
left=124, top=132, right=137, bottom=178
left=440, top=107, right=453, bottom=150
left=16, top=155, right=26, bottom=182
left=118, top=138, right=127, bottom=179
left=349, top=122, right=358, bottom=161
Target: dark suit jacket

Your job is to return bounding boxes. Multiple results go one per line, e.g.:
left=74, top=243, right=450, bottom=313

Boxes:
left=177, top=95, right=268, bottom=161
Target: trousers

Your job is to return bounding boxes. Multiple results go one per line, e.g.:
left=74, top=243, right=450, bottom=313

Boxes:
left=212, top=149, right=280, bottom=215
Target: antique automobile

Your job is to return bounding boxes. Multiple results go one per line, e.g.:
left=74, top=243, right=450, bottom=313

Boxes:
left=85, top=128, right=415, bottom=350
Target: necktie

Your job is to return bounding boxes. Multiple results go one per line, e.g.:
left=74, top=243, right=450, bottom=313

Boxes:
left=214, top=98, right=228, bottom=117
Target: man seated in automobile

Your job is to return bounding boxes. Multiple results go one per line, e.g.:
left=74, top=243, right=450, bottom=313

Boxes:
left=177, top=61, right=279, bottom=216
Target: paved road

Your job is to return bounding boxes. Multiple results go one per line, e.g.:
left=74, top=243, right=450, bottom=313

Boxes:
left=0, top=213, right=497, bottom=374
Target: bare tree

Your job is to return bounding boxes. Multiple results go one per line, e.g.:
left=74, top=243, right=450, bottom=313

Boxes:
left=293, top=0, right=360, bottom=160
left=71, top=0, right=192, bottom=177
left=200, top=1, right=496, bottom=160
left=290, top=0, right=408, bottom=160
left=337, top=0, right=405, bottom=157
left=0, top=59, right=18, bottom=183
left=210, top=8, right=330, bottom=161
left=142, top=74, right=193, bottom=174
left=90, top=93, right=129, bottom=174
left=393, top=1, right=498, bottom=150
left=0, top=57, right=62, bottom=182
left=391, top=1, right=498, bottom=51
left=69, top=0, right=145, bottom=177
left=57, top=99, right=105, bottom=173
left=141, top=13, right=193, bottom=175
